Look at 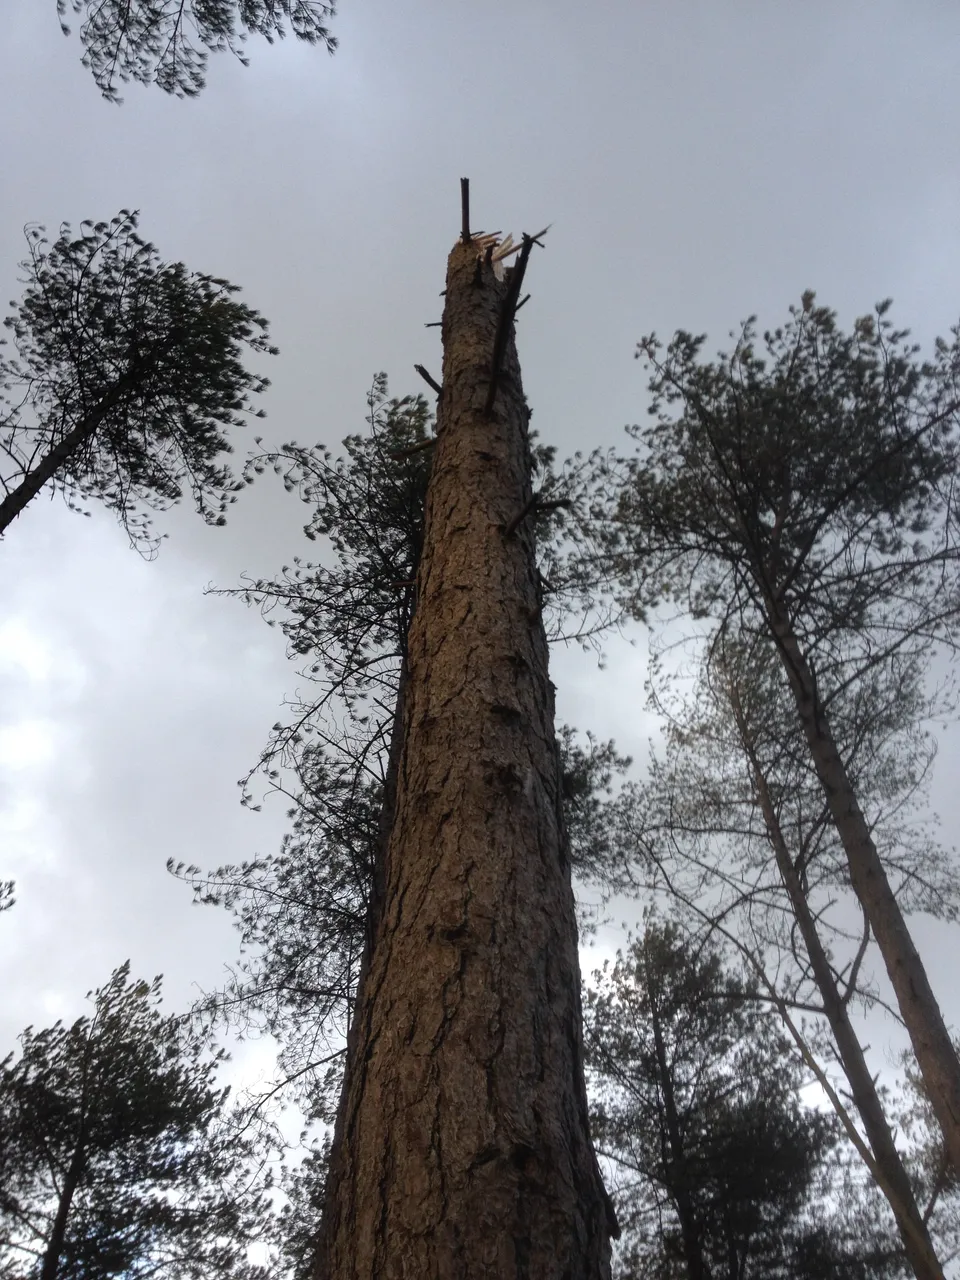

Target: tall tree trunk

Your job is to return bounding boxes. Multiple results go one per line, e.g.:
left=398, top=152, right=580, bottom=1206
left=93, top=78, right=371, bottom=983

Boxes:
left=39, top=1140, right=85, bottom=1280
left=769, top=613, right=960, bottom=1180
left=729, top=686, right=944, bottom=1280
left=644, top=952, right=708, bottom=1280
left=317, top=230, right=615, bottom=1278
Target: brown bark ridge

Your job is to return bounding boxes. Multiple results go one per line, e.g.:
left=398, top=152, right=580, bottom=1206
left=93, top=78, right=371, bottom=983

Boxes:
left=316, top=231, right=615, bottom=1279
left=771, top=614, right=960, bottom=1182
left=729, top=687, right=944, bottom=1280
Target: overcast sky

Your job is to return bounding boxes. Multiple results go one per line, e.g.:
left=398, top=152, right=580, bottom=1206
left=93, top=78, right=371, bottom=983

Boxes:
left=2, top=0, right=960, bottom=1128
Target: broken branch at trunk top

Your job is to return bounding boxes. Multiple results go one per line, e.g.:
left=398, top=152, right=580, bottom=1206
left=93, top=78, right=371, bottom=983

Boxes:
left=484, top=232, right=540, bottom=418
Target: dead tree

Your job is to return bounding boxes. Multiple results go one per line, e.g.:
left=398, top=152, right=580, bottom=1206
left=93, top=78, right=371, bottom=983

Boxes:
left=316, top=184, right=616, bottom=1279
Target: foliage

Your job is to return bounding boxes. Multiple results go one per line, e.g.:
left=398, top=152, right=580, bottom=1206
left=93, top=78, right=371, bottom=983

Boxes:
left=171, top=379, right=435, bottom=1126
left=277, top=1136, right=330, bottom=1280
left=607, top=293, right=960, bottom=644
left=0, top=881, right=13, bottom=913
left=169, top=756, right=379, bottom=1127
left=627, top=626, right=956, bottom=984
left=234, top=375, right=434, bottom=784
left=0, top=210, right=275, bottom=554
left=229, top=373, right=597, bottom=789
left=0, top=962, right=276, bottom=1280
left=592, top=294, right=960, bottom=769
left=584, top=921, right=903, bottom=1280
left=57, top=0, right=337, bottom=101
left=558, top=725, right=633, bottom=894
left=595, top=627, right=957, bottom=1272
left=589, top=291, right=960, bottom=1188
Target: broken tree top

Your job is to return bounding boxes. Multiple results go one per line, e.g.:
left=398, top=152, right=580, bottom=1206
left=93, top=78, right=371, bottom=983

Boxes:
left=458, top=175, right=550, bottom=267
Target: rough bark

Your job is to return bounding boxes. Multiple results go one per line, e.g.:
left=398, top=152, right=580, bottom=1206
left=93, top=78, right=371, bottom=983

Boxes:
left=770, top=613, right=960, bottom=1181
left=731, top=688, right=944, bottom=1280
left=317, top=235, right=615, bottom=1279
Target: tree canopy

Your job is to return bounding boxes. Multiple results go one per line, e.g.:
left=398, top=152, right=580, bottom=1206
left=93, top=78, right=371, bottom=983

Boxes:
left=57, top=0, right=338, bottom=101
left=0, top=210, right=275, bottom=555
left=585, top=920, right=903, bottom=1280
left=0, top=962, right=275, bottom=1280
left=593, top=292, right=960, bottom=1179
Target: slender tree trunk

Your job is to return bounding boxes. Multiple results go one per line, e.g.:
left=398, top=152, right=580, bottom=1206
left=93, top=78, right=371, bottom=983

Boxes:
left=769, top=613, right=960, bottom=1181
left=39, top=1141, right=85, bottom=1280
left=645, top=958, right=708, bottom=1280
left=317, top=231, right=615, bottom=1278
left=0, top=382, right=133, bottom=535
left=730, top=687, right=944, bottom=1280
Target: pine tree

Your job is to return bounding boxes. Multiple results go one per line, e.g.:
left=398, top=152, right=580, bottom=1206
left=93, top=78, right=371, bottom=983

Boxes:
left=0, top=963, right=275, bottom=1280
left=0, top=211, right=275, bottom=555
left=585, top=922, right=901, bottom=1280
left=316, top=190, right=617, bottom=1277
left=604, top=630, right=949, bottom=1279
left=594, top=293, right=960, bottom=1178
left=169, top=378, right=628, bottom=1133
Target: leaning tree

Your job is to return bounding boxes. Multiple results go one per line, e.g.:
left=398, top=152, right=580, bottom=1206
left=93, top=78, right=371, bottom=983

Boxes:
left=596, top=294, right=960, bottom=1176
left=616, top=630, right=949, bottom=1279
left=0, top=210, right=275, bottom=555
left=584, top=920, right=900, bottom=1280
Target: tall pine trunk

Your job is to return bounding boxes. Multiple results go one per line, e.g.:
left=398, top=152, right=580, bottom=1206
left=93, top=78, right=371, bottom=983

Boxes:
left=39, top=1139, right=85, bottom=1280
left=317, top=226, right=615, bottom=1278
left=644, top=949, right=706, bottom=1280
left=770, top=613, right=960, bottom=1180
left=729, top=686, right=944, bottom=1280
